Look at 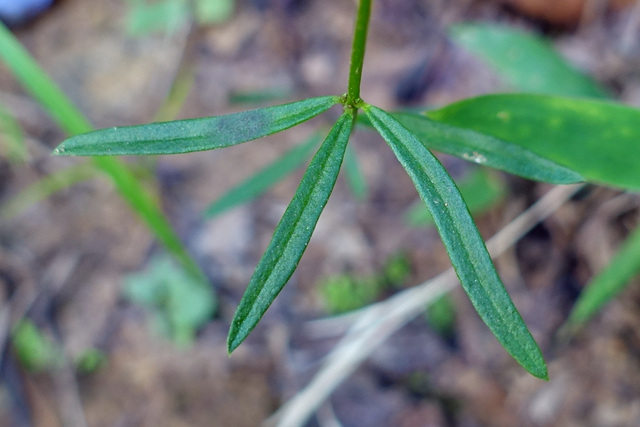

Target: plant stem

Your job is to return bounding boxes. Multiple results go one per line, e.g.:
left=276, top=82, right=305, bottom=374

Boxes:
left=347, top=0, right=372, bottom=107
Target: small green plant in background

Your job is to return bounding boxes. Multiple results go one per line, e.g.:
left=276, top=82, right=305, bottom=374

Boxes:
left=3, top=0, right=640, bottom=381
left=124, top=254, right=216, bottom=346
left=11, top=320, right=106, bottom=374
left=11, top=320, right=63, bottom=372
left=425, top=294, right=457, bottom=338
left=320, top=252, right=411, bottom=315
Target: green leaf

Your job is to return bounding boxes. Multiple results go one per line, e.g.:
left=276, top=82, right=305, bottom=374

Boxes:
left=54, top=96, right=339, bottom=156
left=427, top=94, right=640, bottom=191
left=0, top=102, right=27, bottom=162
left=343, top=144, right=368, bottom=199
left=565, top=223, right=640, bottom=330
left=425, top=294, right=457, bottom=337
left=320, top=274, right=381, bottom=315
left=228, top=112, right=353, bottom=353
left=394, top=112, right=583, bottom=184
left=451, top=24, right=608, bottom=98
left=0, top=22, right=204, bottom=280
left=406, top=168, right=506, bottom=227
left=124, top=254, right=216, bottom=346
left=364, top=104, right=547, bottom=380
left=12, top=320, right=62, bottom=372
left=204, top=132, right=322, bottom=218
left=74, top=348, right=107, bottom=374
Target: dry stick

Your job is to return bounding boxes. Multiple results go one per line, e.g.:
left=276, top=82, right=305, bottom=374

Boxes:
left=267, top=183, right=584, bottom=427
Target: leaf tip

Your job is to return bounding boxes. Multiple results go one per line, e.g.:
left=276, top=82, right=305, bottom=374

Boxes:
left=227, top=335, right=237, bottom=355
left=533, top=364, right=550, bottom=381
left=226, top=318, right=245, bottom=354
left=523, top=355, right=549, bottom=381
left=52, top=145, right=66, bottom=156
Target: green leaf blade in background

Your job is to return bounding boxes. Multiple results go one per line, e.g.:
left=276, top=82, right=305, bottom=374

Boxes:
left=451, top=24, right=608, bottom=98
left=427, top=94, right=640, bottom=191
left=227, top=112, right=353, bottom=353
left=54, top=96, right=339, bottom=156
left=204, top=132, right=323, bottom=218
left=364, top=104, right=547, bottom=380
left=394, top=112, right=584, bottom=185
left=0, top=101, right=27, bottom=162
left=565, top=223, right=640, bottom=330
left=0, top=21, right=204, bottom=280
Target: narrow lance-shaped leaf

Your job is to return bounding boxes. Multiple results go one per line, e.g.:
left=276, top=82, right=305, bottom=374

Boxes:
left=450, top=24, right=608, bottom=98
left=364, top=104, right=548, bottom=380
left=228, top=112, right=353, bottom=353
left=427, top=94, right=640, bottom=191
left=393, top=112, right=583, bottom=184
left=204, top=132, right=323, bottom=218
left=54, top=96, right=340, bottom=156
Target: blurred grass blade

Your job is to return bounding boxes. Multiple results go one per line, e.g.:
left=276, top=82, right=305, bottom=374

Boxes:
left=54, top=96, right=339, bottom=156
left=0, top=102, right=27, bottom=162
left=406, top=168, right=506, bottom=227
left=0, top=23, right=92, bottom=135
left=228, top=112, right=353, bottom=353
left=1, top=164, right=97, bottom=220
left=344, top=144, right=368, bottom=199
left=153, top=64, right=195, bottom=123
left=564, top=223, right=640, bottom=331
left=204, top=132, right=323, bottom=218
left=427, top=94, right=640, bottom=191
left=0, top=21, right=203, bottom=279
left=395, top=112, right=583, bottom=184
left=451, top=24, right=608, bottom=98
left=364, top=104, right=547, bottom=380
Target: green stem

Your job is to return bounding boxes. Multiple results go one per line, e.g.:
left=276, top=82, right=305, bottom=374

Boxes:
left=347, top=0, right=371, bottom=107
